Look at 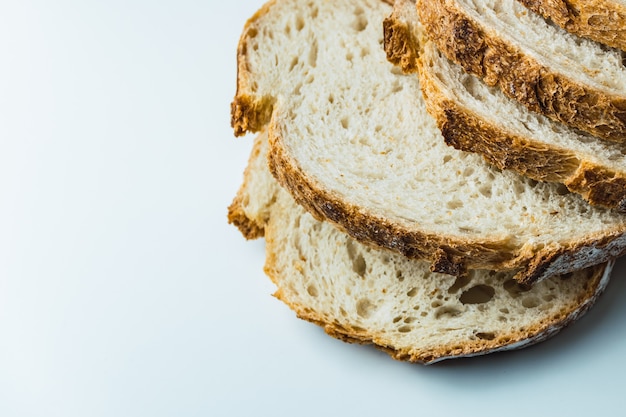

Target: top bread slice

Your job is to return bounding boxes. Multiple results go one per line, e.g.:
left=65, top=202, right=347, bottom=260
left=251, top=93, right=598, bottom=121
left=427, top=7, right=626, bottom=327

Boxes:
left=230, top=0, right=626, bottom=285
left=384, top=0, right=626, bottom=211
left=228, top=130, right=614, bottom=364
left=517, top=0, right=626, bottom=52
left=415, top=0, right=626, bottom=143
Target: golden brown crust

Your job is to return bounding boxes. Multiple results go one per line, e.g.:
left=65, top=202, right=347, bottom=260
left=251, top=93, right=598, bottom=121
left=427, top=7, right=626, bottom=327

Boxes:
left=227, top=196, right=266, bottom=240
left=416, top=0, right=626, bottom=143
left=517, top=0, right=626, bottom=52
left=227, top=134, right=268, bottom=240
left=383, top=3, right=421, bottom=73
left=230, top=1, right=277, bottom=137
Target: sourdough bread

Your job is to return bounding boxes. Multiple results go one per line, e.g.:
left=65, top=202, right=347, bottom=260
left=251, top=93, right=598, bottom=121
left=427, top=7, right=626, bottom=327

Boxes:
left=229, top=130, right=614, bottom=364
left=416, top=0, right=626, bottom=143
left=384, top=0, right=626, bottom=211
left=517, top=0, right=626, bottom=52
left=231, top=0, right=626, bottom=285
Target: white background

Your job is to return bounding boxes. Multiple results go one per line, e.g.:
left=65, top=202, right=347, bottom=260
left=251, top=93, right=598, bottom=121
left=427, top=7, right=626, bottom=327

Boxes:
left=0, top=0, right=624, bottom=416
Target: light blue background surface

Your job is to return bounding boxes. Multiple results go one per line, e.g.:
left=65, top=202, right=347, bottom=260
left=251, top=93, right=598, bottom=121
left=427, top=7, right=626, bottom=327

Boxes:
left=0, top=1, right=624, bottom=416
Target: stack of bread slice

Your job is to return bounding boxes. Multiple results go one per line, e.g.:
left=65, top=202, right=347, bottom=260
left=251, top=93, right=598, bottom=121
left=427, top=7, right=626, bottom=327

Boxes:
left=228, top=0, right=625, bottom=363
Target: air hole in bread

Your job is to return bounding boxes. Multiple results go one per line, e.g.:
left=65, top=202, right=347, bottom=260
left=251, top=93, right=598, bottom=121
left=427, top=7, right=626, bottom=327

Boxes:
left=476, top=332, right=496, bottom=341
left=448, top=275, right=472, bottom=294
left=479, top=184, right=492, bottom=198
left=356, top=298, right=376, bottom=318
left=352, top=6, right=368, bottom=32
left=396, top=269, right=404, bottom=282
left=522, top=296, right=541, bottom=308
left=295, top=15, right=304, bottom=31
left=328, top=94, right=334, bottom=104
left=503, top=279, right=531, bottom=298
left=346, top=239, right=366, bottom=276
left=398, top=325, right=412, bottom=333
left=341, top=117, right=349, bottom=129
left=404, top=317, right=417, bottom=324
left=543, top=294, right=556, bottom=302
left=289, top=57, right=299, bottom=72
left=346, top=51, right=354, bottom=62
left=459, top=285, right=495, bottom=304
left=308, top=39, right=318, bottom=67
left=443, top=155, right=452, bottom=164
left=435, top=306, right=462, bottom=319
left=307, top=284, right=319, bottom=297
left=446, top=199, right=464, bottom=210
left=407, top=287, right=418, bottom=297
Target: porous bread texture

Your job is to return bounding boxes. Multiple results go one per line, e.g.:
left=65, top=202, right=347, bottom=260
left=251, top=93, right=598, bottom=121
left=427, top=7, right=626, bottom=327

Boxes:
left=416, top=0, right=626, bottom=143
left=230, top=131, right=613, bottom=364
left=231, top=0, right=626, bottom=284
left=516, top=0, right=626, bottom=52
left=384, top=0, right=626, bottom=210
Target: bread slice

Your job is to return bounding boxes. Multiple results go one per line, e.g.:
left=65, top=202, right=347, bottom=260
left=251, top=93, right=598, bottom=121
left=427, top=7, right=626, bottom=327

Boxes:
left=231, top=0, right=626, bottom=285
left=384, top=0, right=626, bottom=211
left=415, top=0, right=626, bottom=143
left=229, top=130, right=614, bottom=364
left=517, top=0, right=626, bottom=52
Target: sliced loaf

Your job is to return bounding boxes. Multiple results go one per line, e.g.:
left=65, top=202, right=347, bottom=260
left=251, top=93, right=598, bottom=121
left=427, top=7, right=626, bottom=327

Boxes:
left=229, top=130, right=614, bottom=364
left=384, top=0, right=626, bottom=211
left=415, top=0, right=626, bottom=143
left=231, top=0, right=626, bottom=285
left=517, top=0, right=626, bottom=52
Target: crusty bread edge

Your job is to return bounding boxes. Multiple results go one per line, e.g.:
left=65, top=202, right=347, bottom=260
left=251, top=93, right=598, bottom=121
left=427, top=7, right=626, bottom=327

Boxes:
left=384, top=0, right=626, bottom=211
left=227, top=135, right=269, bottom=240
left=263, top=204, right=614, bottom=363
left=268, top=120, right=626, bottom=285
left=518, top=0, right=626, bottom=52
left=230, top=0, right=278, bottom=137
left=416, top=0, right=626, bottom=143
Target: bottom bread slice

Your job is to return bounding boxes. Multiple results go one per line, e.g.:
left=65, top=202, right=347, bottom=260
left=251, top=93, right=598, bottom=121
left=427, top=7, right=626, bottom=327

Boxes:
left=229, top=131, right=614, bottom=364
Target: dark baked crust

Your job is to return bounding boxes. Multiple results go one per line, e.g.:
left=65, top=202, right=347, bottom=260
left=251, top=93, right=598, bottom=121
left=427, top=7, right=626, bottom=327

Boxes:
left=416, top=0, right=626, bottom=143
left=517, top=0, right=626, bottom=52
left=383, top=1, right=421, bottom=73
